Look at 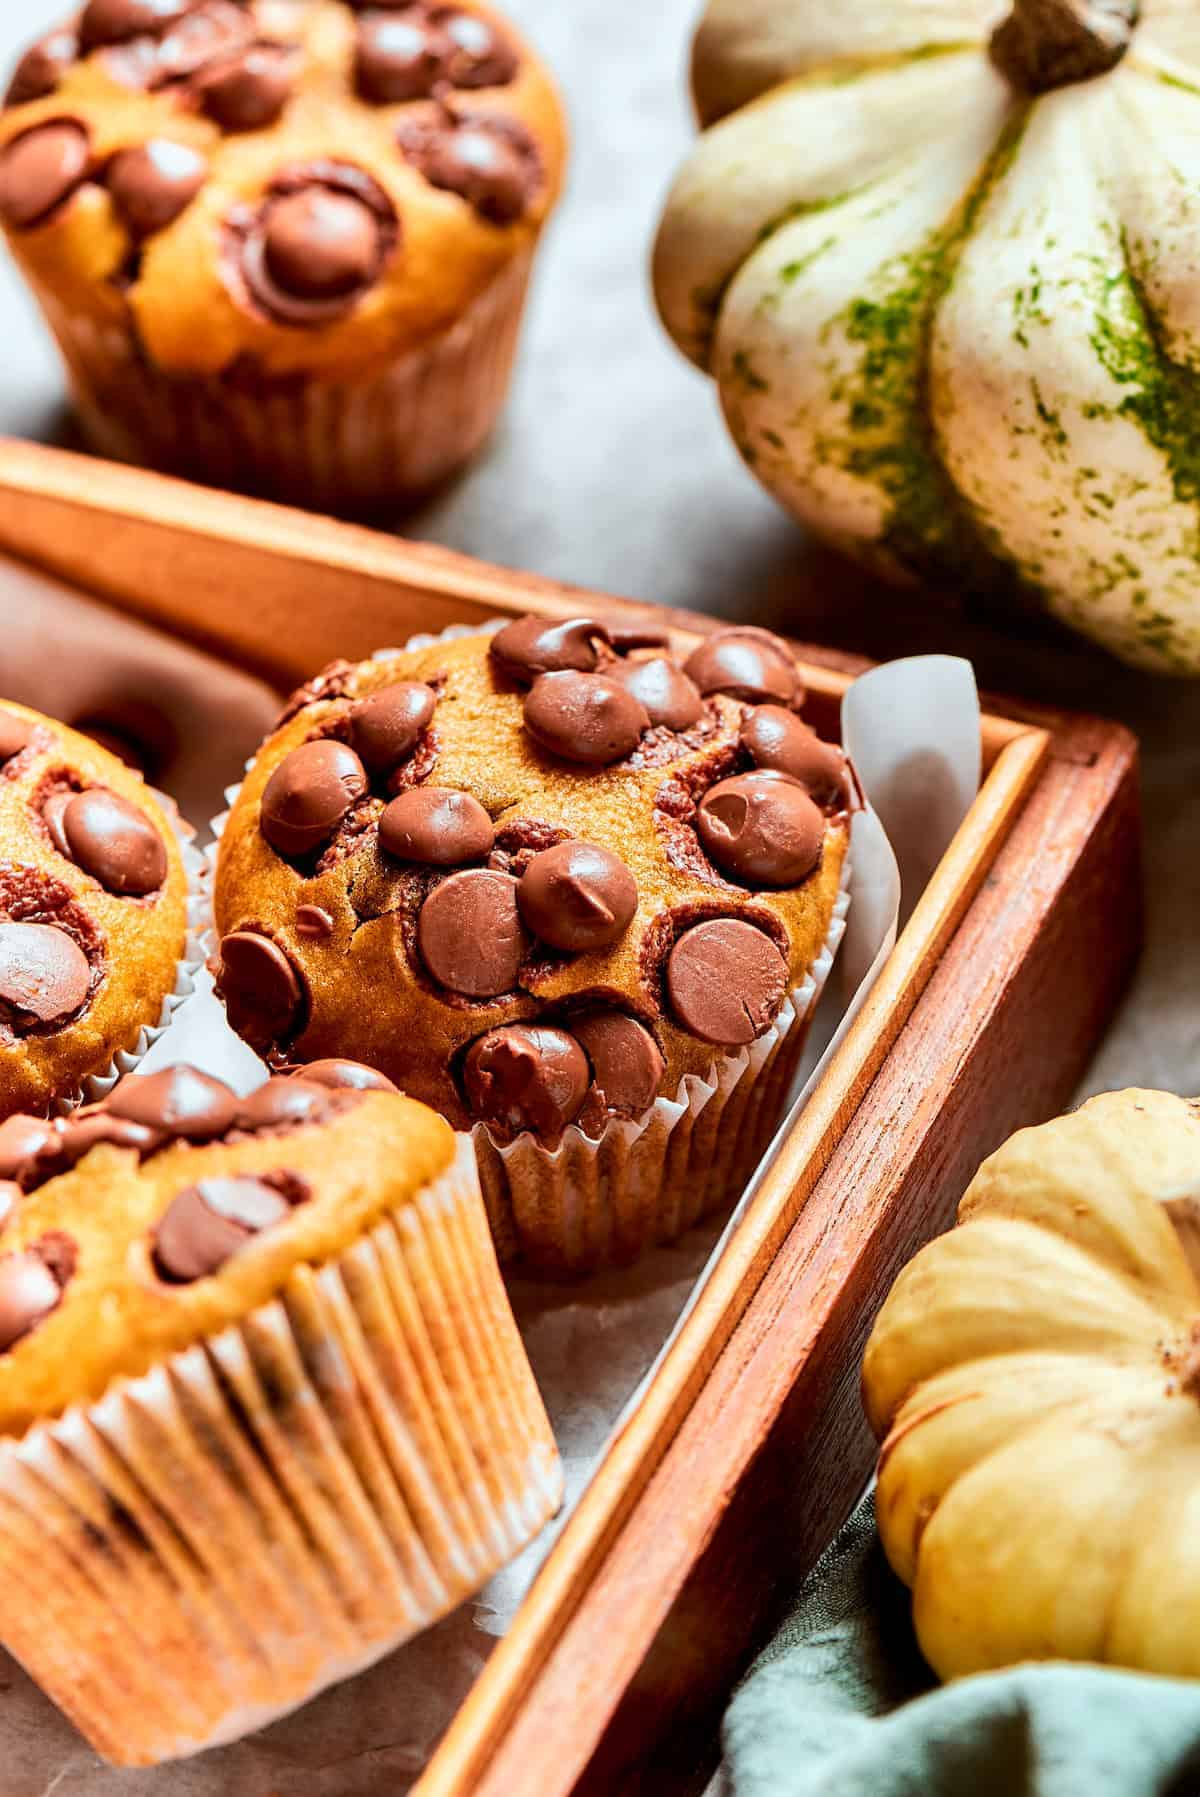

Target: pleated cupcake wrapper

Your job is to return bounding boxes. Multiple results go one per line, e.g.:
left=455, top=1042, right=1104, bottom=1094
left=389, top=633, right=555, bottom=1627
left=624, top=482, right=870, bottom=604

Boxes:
left=55, top=798, right=210, bottom=1115
left=0, top=1135, right=562, bottom=1768
left=34, top=252, right=533, bottom=514
left=474, top=866, right=851, bottom=1274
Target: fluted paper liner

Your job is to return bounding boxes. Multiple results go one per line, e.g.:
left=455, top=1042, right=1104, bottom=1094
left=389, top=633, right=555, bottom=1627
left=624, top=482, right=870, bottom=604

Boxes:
left=0, top=1137, right=561, bottom=1767
left=33, top=251, right=533, bottom=514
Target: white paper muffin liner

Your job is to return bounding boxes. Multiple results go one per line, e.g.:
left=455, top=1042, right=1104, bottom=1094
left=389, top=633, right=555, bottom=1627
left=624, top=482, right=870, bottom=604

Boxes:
left=209, top=621, right=852, bottom=1273
left=0, top=1135, right=561, bottom=1767
left=54, top=797, right=210, bottom=1115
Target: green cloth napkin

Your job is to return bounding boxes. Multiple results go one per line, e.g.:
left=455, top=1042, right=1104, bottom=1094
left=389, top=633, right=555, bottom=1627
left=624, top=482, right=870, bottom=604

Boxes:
left=723, top=1493, right=1200, bottom=1797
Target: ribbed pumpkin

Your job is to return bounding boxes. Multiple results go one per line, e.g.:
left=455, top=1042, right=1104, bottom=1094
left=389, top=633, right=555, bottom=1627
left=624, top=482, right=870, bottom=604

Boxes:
left=653, top=2, right=1200, bottom=674
left=863, top=1089, right=1200, bottom=1681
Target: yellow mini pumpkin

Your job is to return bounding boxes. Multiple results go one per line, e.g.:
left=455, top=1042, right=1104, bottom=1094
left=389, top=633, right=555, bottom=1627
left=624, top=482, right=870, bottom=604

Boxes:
left=863, top=1088, right=1200, bottom=1681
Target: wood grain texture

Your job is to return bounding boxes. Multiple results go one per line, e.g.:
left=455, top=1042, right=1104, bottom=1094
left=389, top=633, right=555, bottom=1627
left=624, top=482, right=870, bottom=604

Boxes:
left=0, top=438, right=1141, bottom=1797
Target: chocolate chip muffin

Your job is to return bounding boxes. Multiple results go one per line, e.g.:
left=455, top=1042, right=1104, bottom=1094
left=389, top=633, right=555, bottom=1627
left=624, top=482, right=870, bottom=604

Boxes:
left=212, top=618, right=853, bottom=1273
left=0, top=1058, right=560, bottom=1765
left=0, top=700, right=195, bottom=1118
left=0, top=0, right=566, bottom=512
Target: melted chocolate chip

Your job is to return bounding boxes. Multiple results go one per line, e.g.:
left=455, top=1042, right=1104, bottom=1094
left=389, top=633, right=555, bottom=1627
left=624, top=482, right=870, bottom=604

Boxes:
left=0, top=713, right=32, bottom=764
left=0, top=1114, right=59, bottom=1188
left=523, top=670, right=649, bottom=767
left=417, top=867, right=527, bottom=998
left=56, top=1109, right=163, bottom=1167
left=157, top=0, right=253, bottom=81
left=215, top=931, right=305, bottom=1049
left=295, top=1058, right=398, bottom=1093
left=154, top=1174, right=295, bottom=1283
left=356, top=12, right=451, bottom=102
left=666, top=918, right=788, bottom=1047
left=79, top=0, right=193, bottom=49
left=570, top=1010, right=664, bottom=1117
left=610, top=656, right=704, bottom=733
left=236, top=164, right=398, bottom=325
left=107, top=138, right=207, bottom=236
left=0, top=120, right=91, bottom=230
left=0, top=922, right=90, bottom=1024
left=437, top=9, right=519, bottom=86
left=380, top=787, right=495, bottom=866
left=739, top=706, right=849, bottom=808
left=196, top=42, right=295, bottom=131
left=235, top=1077, right=330, bottom=1130
left=350, top=681, right=437, bottom=775
left=259, top=739, right=368, bottom=859
left=490, top=616, right=609, bottom=686
left=684, top=628, right=801, bottom=707
left=517, top=841, right=637, bottom=953
left=295, top=904, right=335, bottom=940
left=0, top=1235, right=73, bottom=1350
left=696, top=771, right=824, bottom=887
left=104, top=1065, right=238, bottom=1141
left=54, top=788, right=168, bottom=895
left=464, top=1023, right=588, bottom=1140
left=395, top=113, right=538, bottom=224
left=5, top=28, right=79, bottom=107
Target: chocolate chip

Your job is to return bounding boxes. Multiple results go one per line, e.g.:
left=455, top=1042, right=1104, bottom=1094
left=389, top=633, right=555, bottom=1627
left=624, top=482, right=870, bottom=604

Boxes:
left=437, top=9, right=518, bottom=86
left=295, top=904, right=334, bottom=940
left=0, top=120, right=91, bottom=230
left=153, top=1174, right=294, bottom=1283
left=523, top=671, right=649, bottom=767
left=55, top=788, right=168, bottom=895
left=667, top=918, right=788, bottom=1046
left=739, top=706, right=849, bottom=807
left=489, top=616, right=610, bottom=686
left=464, top=1024, right=588, bottom=1139
left=684, top=628, right=801, bottom=707
left=157, top=0, right=253, bottom=80
left=356, top=13, right=450, bottom=102
left=196, top=42, right=294, bottom=131
left=107, top=138, right=207, bottom=236
left=395, top=114, right=538, bottom=225
left=380, top=787, right=494, bottom=866
left=0, top=1185, right=17, bottom=1234
left=79, top=0, right=193, bottom=48
left=295, top=1058, right=397, bottom=1093
left=350, top=681, right=437, bottom=775
left=569, top=1011, right=664, bottom=1117
left=608, top=625, right=671, bottom=653
left=259, top=739, right=368, bottom=858
left=236, top=165, right=398, bottom=325
left=0, top=1236, right=72, bottom=1350
left=0, top=1115, right=59, bottom=1187
left=57, top=1109, right=163, bottom=1167
left=5, top=28, right=79, bottom=107
left=236, top=1076, right=330, bottom=1129
left=0, top=712, right=32, bottom=764
left=696, top=771, right=824, bottom=888
left=517, top=841, right=637, bottom=952
left=215, top=931, right=305, bottom=1049
left=609, top=656, right=704, bottom=732
left=0, top=922, right=90, bottom=1024
left=417, top=868, right=527, bottom=998
left=104, top=1065, right=238, bottom=1140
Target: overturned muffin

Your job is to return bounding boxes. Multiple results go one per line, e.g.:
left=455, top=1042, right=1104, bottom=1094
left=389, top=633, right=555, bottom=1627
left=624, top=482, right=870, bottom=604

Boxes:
left=0, top=1059, right=561, bottom=1764
left=0, top=0, right=567, bottom=511
left=213, top=617, right=853, bottom=1272
left=0, top=699, right=192, bottom=1117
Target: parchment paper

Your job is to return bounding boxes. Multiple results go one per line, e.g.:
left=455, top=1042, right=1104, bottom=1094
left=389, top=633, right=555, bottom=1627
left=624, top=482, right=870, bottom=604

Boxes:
left=0, top=603, right=981, bottom=1792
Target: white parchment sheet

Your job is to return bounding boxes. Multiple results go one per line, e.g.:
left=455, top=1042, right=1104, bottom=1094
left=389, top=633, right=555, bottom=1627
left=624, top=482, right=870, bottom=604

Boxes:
left=0, top=604, right=980, bottom=1796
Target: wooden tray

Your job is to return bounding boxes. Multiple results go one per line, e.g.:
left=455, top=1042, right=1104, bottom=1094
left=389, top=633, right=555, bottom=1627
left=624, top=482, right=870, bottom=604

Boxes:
left=0, top=440, right=1143, bottom=1795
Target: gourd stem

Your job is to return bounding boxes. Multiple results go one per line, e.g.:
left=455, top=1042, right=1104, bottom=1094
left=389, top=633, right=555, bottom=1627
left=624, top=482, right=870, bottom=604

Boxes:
left=990, top=0, right=1139, bottom=93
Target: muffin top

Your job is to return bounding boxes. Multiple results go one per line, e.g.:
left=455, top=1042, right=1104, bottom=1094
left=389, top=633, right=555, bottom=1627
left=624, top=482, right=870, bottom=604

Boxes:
left=0, top=1057, right=452, bottom=1437
left=0, top=0, right=566, bottom=377
left=0, top=701, right=189, bottom=1119
left=212, top=619, right=852, bottom=1146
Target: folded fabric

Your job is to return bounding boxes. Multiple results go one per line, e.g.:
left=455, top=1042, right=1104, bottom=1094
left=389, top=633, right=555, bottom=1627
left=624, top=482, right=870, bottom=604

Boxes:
left=723, top=1493, right=1200, bottom=1797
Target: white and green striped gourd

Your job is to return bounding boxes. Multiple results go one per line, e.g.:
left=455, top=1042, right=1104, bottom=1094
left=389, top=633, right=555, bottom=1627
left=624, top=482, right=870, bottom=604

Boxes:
left=654, top=1, right=1200, bottom=673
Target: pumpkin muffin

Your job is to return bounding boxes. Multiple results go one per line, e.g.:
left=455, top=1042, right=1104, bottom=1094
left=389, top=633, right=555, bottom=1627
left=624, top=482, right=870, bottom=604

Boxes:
left=0, top=0, right=567, bottom=513
left=212, top=618, right=853, bottom=1273
left=0, top=1058, right=561, bottom=1765
left=0, top=699, right=194, bottom=1118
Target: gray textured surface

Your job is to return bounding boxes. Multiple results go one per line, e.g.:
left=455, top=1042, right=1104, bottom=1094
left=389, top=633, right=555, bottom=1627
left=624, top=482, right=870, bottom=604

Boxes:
left=0, top=1, right=1196, bottom=1787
